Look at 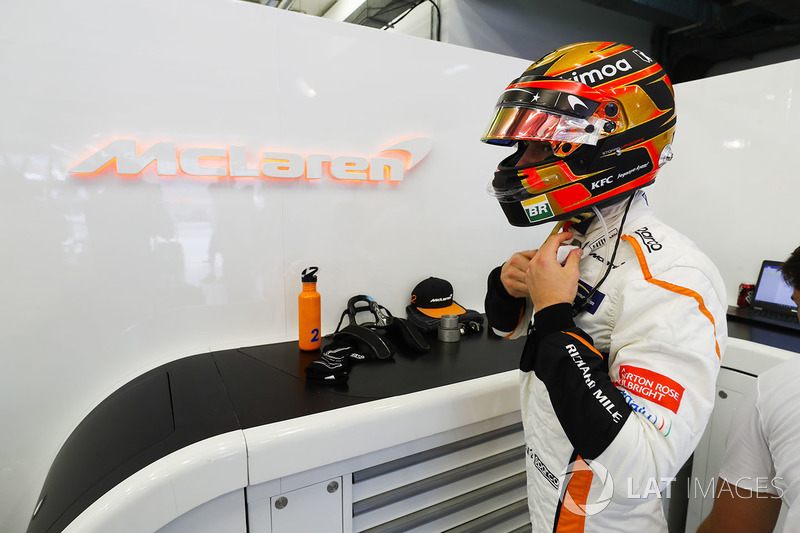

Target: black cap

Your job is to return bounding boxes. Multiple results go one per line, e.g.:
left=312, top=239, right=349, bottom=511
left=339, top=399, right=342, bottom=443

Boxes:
left=410, top=277, right=466, bottom=318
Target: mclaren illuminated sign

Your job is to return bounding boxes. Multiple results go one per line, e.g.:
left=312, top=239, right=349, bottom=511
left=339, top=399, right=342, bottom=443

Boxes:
left=70, top=138, right=432, bottom=182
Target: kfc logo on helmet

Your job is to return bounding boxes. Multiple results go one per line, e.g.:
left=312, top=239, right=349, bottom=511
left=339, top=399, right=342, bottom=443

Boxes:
left=591, top=175, right=615, bottom=191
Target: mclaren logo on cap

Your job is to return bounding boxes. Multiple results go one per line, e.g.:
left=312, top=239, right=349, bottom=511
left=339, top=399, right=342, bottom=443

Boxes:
left=522, top=196, right=553, bottom=223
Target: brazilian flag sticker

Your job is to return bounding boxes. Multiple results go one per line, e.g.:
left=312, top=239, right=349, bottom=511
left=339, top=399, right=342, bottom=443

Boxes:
left=521, top=196, right=553, bottom=223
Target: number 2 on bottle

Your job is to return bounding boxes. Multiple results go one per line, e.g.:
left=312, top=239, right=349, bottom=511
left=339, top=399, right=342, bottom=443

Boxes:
left=311, top=328, right=320, bottom=342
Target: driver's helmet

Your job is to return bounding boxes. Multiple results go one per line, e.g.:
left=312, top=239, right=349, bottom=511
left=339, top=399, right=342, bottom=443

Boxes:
left=482, top=41, right=676, bottom=226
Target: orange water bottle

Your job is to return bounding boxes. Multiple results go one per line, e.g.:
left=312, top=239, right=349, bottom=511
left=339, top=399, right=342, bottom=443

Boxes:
left=298, top=266, right=321, bottom=351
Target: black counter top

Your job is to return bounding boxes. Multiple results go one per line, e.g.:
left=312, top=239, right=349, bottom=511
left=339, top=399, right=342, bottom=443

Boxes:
left=27, top=328, right=524, bottom=533
left=216, top=329, right=526, bottom=430
left=27, top=354, right=242, bottom=533
left=726, top=306, right=800, bottom=355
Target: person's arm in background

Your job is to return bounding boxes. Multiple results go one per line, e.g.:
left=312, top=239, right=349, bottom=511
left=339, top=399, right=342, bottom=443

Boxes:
left=698, top=377, right=782, bottom=532
left=697, top=479, right=781, bottom=533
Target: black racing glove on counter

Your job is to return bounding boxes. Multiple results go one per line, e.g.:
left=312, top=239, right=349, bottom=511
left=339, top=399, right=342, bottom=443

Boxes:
left=304, top=340, right=365, bottom=385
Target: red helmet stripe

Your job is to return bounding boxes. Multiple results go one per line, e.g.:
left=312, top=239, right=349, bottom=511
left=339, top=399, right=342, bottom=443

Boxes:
left=544, top=43, right=632, bottom=78
left=594, top=63, right=664, bottom=89
left=587, top=174, right=655, bottom=205
left=551, top=183, right=591, bottom=209
left=595, top=42, right=624, bottom=52
left=508, top=80, right=603, bottom=100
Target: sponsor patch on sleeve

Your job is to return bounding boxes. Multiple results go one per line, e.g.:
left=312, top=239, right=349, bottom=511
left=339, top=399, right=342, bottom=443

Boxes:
left=614, top=365, right=684, bottom=414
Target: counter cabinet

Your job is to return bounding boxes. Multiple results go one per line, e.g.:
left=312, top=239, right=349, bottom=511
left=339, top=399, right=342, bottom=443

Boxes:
left=28, top=318, right=800, bottom=533
left=28, top=330, right=530, bottom=533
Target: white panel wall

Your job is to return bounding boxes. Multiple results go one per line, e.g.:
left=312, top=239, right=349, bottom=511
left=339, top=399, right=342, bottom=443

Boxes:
left=651, top=58, right=800, bottom=304
left=3, top=1, right=799, bottom=532
left=0, top=2, right=535, bottom=532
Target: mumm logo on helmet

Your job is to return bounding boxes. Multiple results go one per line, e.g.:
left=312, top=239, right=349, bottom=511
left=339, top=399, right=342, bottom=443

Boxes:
left=569, top=58, right=632, bottom=86
left=566, top=49, right=654, bottom=87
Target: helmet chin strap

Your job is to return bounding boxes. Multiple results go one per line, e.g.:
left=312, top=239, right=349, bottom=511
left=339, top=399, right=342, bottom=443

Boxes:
left=568, top=193, right=636, bottom=317
left=549, top=219, right=568, bottom=237
left=550, top=211, right=601, bottom=288
left=591, top=205, right=610, bottom=291
left=548, top=211, right=595, bottom=237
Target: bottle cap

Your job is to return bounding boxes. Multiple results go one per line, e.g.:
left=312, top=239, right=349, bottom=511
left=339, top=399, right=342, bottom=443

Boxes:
left=301, top=266, right=319, bottom=283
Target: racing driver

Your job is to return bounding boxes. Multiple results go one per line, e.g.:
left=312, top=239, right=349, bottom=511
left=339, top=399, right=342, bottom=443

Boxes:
left=482, top=42, right=728, bottom=531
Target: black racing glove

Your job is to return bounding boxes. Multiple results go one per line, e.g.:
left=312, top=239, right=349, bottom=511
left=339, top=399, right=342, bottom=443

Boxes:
left=304, top=339, right=370, bottom=385
left=304, top=340, right=352, bottom=385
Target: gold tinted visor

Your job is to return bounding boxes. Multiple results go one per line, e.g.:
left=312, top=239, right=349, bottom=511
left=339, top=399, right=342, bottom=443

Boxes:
left=482, top=106, right=603, bottom=146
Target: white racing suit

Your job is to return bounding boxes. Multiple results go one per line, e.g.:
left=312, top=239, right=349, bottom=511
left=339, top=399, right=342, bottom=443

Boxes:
left=485, top=191, right=727, bottom=532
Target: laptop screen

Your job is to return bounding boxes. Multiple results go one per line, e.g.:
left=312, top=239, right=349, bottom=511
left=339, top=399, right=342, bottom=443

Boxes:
left=753, top=261, right=797, bottom=311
